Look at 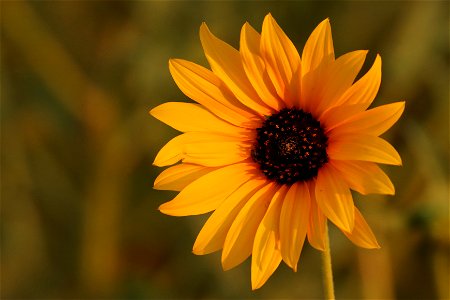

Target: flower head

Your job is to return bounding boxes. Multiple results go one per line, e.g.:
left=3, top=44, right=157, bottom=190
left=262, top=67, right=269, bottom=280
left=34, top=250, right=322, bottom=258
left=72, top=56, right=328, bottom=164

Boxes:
left=151, top=14, right=404, bottom=290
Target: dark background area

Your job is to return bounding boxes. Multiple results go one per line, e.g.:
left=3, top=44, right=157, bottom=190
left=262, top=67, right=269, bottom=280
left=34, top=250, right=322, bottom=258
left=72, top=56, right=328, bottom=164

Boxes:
left=1, top=1, right=449, bottom=299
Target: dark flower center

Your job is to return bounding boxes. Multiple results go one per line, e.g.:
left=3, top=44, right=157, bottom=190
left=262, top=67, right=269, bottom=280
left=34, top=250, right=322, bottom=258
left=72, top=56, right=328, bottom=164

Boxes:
left=251, top=108, right=329, bottom=184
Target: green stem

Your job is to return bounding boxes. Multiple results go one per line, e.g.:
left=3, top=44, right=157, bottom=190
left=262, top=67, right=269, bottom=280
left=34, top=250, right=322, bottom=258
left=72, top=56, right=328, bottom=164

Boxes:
left=321, top=222, right=335, bottom=300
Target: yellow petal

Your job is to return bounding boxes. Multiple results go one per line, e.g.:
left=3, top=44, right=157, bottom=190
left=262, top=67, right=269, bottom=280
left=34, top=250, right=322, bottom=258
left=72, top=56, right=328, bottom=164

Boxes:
left=328, top=134, right=402, bottom=166
left=169, top=59, right=259, bottom=127
left=336, top=55, right=381, bottom=109
left=221, top=182, right=277, bottom=271
left=158, top=163, right=258, bottom=216
left=300, top=19, right=335, bottom=115
left=183, top=137, right=251, bottom=167
left=289, top=66, right=303, bottom=109
left=315, top=164, right=355, bottom=232
left=154, top=132, right=251, bottom=168
left=193, top=178, right=267, bottom=255
left=317, top=50, right=368, bottom=113
left=200, top=23, right=273, bottom=115
left=300, top=61, right=328, bottom=116
left=260, top=13, right=301, bottom=105
left=320, top=103, right=371, bottom=132
left=154, top=163, right=219, bottom=191
left=301, top=18, right=334, bottom=76
left=240, top=22, right=283, bottom=110
left=307, top=182, right=327, bottom=251
left=331, top=160, right=395, bottom=195
left=251, top=186, right=287, bottom=290
left=150, top=102, right=251, bottom=137
left=279, top=182, right=310, bottom=271
left=153, top=133, right=190, bottom=167
left=331, top=101, right=405, bottom=136
left=343, top=208, right=380, bottom=249
left=252, top=248, right=282, bottom=290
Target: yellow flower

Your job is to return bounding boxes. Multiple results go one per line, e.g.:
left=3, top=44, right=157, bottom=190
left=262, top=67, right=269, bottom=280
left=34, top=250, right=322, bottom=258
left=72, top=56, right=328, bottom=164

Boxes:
left=151, top=13, right=404, bottom=290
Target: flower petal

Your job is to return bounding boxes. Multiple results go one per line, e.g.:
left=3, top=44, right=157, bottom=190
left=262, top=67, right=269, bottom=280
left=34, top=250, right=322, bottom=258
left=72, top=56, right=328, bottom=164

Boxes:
left=343, top=208, right=380, bottom=249
left=240, top=22, right=283, bottom=110
left=153, top=132, right=251, bottom=167
left=300, top=19, right=335, bottom=116
left=328, top=134, right=402, bottom=166
left=192, top=178, right=268, bottom=255
left=289, top=66, right=303, bottom=109
left=317, top=50, right=368, bottom=113
left=331, top=101, right=405, bottom=136
left=331, top=160, right=395, bottom=195
left=251, top=185, right=287, bottom=290
left=307, top=182, right=327, bottom=251
left=301, top=18, right=334, bottom=76
left=335, top=54, right=381, bottom=110
left=158, top=163, right=258, bottom=216
left=260, top=13, right=301, bottom=105
left=169, top=59, right=259, bottom=127
left=150, top=102, right=251, bottom=137
left=320, top=103, right=370, bottom=132
left=300, top=61, right=328, bottom=115
left=222, top=182, right=277, bottom=271
left=279, top=182, right=310, bottom=271
left=153, top=133, right=190, bottom=167
left=315, top=164, right=355, bottom=232
left=252, top=248, right=282, bottom=291
left=183, top=137, right=251, bottom=167
left=154, top=163, right=219, bottom=191
left=200, top=23, right=273, bottom=115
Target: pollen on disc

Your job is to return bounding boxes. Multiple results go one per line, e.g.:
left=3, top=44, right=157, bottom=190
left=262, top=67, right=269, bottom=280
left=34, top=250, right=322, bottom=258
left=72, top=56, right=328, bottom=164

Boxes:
left=251, top=108, right=329, bottom=184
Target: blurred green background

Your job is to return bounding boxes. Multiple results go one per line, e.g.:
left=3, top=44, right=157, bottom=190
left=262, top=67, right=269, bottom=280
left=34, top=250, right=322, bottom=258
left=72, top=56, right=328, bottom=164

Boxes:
left=1, top=1, right=449, bottom=299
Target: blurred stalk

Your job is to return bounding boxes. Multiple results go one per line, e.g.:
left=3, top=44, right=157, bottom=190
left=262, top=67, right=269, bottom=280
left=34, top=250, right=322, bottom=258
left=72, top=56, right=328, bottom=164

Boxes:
left=357, top=244, right=395, bottom=299
left=1, top=1, right=118, bottom=136
left=0, top=122, right=49, bottom=296
left=2, top=1, right=87, bottom=121
left=80, top=134, right=125, bottom=296
left=2, top=1, right=125, bottom=295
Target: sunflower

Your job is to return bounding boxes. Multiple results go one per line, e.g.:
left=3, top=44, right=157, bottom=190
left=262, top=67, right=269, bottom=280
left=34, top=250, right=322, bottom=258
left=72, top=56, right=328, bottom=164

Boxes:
left=151, top=13, right=404, bottom=290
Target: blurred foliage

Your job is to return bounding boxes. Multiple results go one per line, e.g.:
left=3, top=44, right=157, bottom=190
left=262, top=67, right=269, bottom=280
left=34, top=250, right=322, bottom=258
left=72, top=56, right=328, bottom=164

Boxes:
left=1, top=1, right=448, bottom=299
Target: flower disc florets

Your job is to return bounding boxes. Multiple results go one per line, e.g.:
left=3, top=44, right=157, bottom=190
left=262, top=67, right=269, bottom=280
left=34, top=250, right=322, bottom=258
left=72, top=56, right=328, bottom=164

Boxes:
left=251, top=108, right=329, bottom=184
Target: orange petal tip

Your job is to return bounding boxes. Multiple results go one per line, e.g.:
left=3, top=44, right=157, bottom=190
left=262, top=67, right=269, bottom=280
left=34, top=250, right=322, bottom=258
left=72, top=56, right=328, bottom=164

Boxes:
left=149, top=107, right=158, bottom=117
left=192, top=248, right=203, bottom=255
left=158, top=202, right=173, bottom=214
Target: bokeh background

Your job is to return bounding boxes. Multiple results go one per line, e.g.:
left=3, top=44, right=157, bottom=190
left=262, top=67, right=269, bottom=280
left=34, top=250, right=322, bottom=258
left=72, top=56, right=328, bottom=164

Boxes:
left=1, top=1, right=449, bottom=299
